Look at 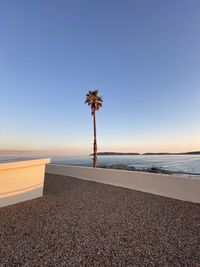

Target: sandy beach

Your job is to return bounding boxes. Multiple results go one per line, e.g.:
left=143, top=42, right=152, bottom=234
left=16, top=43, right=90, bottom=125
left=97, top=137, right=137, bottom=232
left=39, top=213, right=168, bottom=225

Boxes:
left=0, top=173, right=200, bottom=266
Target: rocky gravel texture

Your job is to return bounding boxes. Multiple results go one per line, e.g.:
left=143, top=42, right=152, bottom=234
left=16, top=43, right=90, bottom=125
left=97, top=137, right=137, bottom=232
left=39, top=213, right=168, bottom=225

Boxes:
left=0, top=173, right=200, bottom=266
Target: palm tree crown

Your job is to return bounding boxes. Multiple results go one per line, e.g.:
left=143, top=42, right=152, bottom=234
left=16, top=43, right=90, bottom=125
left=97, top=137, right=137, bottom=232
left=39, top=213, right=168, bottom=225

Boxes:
left=85, top=90, right=103, bottom=115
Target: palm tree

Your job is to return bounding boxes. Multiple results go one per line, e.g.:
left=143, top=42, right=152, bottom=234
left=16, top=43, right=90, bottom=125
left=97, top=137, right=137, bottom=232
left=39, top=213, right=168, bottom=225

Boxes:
left=85, top=90, right=103, bottom=168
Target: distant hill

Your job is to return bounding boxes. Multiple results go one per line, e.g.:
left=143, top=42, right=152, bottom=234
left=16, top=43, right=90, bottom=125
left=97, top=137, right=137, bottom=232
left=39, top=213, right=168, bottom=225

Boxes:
left=182, top=151, right=200, bottom=155
left=144, top=151, right=200, bottom=155
left=92, top=151, right=200, bottom=156
left=95, top=152, right=140, bottom=156
left=143, top=153, right=172, bottom=155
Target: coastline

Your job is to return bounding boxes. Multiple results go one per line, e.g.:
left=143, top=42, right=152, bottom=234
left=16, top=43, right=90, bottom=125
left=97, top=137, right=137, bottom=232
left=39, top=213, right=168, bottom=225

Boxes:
left=1, top=154, right=200, bottom=176
left=98, top=164, right=200, bottom=176
left=92, top=151, right=200, bottom=156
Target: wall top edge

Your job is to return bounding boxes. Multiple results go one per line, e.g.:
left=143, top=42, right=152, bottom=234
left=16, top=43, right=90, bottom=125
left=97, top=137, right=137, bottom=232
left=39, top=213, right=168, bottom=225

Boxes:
left=47, top=164, right=200, bottom=180
left=0, top=158, right=51, bottom=171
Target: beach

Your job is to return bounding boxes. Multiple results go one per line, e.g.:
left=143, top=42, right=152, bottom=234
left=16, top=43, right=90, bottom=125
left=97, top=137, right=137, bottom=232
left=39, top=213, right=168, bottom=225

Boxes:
left=1, top=173, right=200, bottom=266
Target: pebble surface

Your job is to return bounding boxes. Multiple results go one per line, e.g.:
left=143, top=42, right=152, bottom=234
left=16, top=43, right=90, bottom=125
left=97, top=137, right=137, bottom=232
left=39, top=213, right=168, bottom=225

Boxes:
left=0, top=173, right=200, bottom=266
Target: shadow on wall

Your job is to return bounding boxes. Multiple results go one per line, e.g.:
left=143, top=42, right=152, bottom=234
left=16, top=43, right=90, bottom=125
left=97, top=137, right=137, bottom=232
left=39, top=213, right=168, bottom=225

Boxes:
left=0, top=186, right=43, bottom=208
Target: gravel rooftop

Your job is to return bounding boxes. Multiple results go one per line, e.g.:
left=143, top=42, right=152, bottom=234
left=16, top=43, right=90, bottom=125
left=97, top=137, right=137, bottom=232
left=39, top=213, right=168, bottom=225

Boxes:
left=0, top=173, right=200, bottom=266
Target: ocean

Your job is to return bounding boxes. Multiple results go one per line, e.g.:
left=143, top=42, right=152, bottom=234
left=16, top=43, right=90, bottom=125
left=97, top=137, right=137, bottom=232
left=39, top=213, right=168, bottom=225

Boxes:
left=1, top=154, right=200, bottom=176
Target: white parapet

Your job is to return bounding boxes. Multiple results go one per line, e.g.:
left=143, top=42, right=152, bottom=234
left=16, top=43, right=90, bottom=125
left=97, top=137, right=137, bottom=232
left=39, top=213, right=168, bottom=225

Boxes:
left=46, top=164, right=200, bottom=203
left=0, top=158, right=51, bottom=208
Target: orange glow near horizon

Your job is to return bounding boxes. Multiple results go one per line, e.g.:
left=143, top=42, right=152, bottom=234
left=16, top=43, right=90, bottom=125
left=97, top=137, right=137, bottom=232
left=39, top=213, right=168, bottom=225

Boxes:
left=1, top=143, right=199, bottom=155
left=1, top=133, right=199, bottom=155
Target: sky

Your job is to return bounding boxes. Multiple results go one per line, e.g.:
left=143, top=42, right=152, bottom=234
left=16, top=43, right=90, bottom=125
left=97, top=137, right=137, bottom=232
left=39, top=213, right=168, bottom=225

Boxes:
left=0, top=0, right=200, bottom=155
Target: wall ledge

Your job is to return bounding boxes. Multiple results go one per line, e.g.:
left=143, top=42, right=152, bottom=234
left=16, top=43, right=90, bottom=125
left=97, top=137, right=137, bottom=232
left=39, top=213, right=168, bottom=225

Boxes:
left=0, top=158, right=51, bottom=171
left=0, top=158, right=51, bottom=207
left=46, top=164, right=200, bottom=203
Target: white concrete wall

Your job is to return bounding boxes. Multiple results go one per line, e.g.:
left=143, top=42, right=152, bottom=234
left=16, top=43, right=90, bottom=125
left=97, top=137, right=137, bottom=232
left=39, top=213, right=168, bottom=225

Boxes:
left=46, top=164, right=200, bottom=203
left=0, top=158, right=51, bottom=207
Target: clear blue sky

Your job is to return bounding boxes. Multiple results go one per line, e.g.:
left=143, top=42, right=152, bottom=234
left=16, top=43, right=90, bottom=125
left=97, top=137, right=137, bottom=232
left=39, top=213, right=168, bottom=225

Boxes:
left=1, top=0, right=200, bottom=154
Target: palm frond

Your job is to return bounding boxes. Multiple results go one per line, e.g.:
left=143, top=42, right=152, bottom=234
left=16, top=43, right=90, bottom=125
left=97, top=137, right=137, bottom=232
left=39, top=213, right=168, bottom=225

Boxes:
left=84, top=89, right=103, bottom=114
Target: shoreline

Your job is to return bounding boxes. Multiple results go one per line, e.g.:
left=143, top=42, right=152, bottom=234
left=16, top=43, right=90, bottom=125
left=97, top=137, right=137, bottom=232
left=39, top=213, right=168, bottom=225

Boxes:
left=91, top=151, right=200, bottom=156
left=1, top=155, right=200, bottom=176
left=50, top=163, right=200, bottom=177
left=98, top=164, right=200, bottom=176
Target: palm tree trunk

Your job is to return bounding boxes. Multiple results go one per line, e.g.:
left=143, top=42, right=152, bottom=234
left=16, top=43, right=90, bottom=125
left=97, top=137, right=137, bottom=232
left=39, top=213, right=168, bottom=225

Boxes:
left=93, top=112, right=97, bottom=168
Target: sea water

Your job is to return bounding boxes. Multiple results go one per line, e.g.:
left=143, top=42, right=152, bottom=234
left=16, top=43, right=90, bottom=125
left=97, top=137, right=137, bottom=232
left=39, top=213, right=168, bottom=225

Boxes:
left=0, top=154, right=200, bottom=176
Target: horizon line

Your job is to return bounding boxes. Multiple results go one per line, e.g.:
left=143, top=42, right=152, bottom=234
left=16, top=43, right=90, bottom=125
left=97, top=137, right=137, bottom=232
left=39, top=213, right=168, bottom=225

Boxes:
left=1, top=149, right=200, bottom=155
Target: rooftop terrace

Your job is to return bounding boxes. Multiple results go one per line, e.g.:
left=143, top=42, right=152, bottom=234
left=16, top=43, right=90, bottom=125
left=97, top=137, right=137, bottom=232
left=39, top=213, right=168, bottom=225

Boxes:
left=0, top=173, right=200, bottom=266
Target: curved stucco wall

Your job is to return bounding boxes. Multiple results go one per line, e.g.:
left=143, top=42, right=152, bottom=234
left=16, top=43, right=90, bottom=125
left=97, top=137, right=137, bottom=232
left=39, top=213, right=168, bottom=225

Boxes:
left=46, top=164, right=200, bottom=203
left=0, top=158, right=51, bottom=207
